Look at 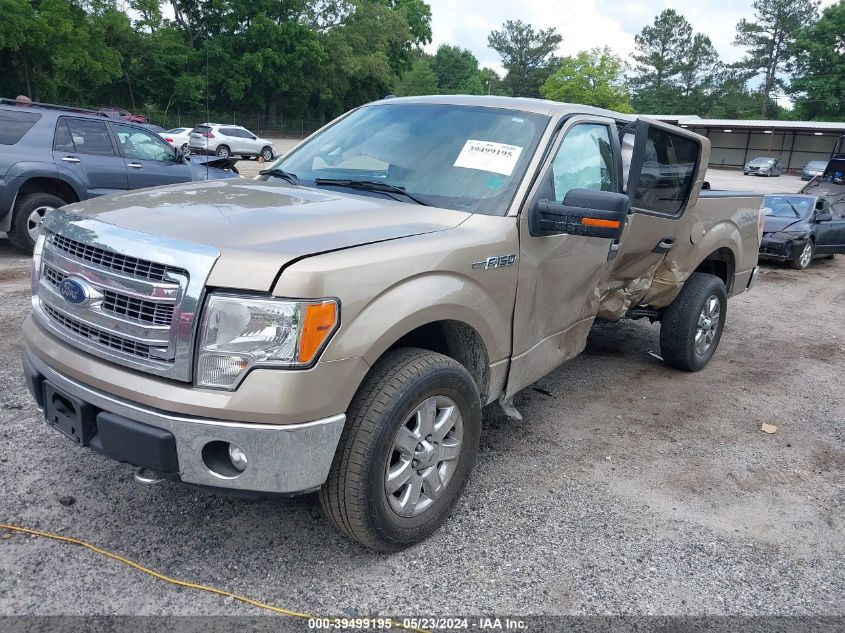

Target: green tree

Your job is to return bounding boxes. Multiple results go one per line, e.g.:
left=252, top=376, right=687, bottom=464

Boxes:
left=479, top=67, right=507, bottom=96
left=540, top=47, right=632, bottom=112
left=789, top=0, right=845, bottom=120
left=629, top=9, right=692, bottom=112
left=396, top=57, right=438, bottom=95
left=487, top=20, right=561, bottom=97
left=733, top=0, right=820, bottom=117
left=431, top=44, right=483, bottom=94
left=677, top=33, right=720, bottom=111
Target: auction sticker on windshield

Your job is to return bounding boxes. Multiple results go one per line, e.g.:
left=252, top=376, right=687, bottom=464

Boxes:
left=454, top=140, right=523, bottom=176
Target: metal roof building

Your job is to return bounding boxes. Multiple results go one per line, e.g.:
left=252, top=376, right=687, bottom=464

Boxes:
left=650, top=115, right=845, bottom=172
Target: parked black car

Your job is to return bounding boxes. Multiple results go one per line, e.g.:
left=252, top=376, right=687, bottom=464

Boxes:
left=0, top=99, right=240, bottom=253
left=759, top=194, right=845, bottom=269
left=801, top=160, right=828, bottom=181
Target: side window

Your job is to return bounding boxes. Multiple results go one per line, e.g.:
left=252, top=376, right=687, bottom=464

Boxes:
left=53, top=119, right=75, bottom=152
left=114, top=124, right=174, bottom=162
left=631, top=127, right=698, bottom=215
left=0, top=110, right=41, bottom=145
left=219, top=127, right=239, bottom=137
left=550, top=124, right=615, bottom=203
left=62, top=119, right=115, bottom=156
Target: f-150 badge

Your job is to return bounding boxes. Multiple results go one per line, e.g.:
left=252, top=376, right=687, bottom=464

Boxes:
left=473, top=254, right=516, bottom=270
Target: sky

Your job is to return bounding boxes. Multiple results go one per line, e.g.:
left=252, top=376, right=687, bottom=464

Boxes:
left=425, top=0, right=839, bottom=81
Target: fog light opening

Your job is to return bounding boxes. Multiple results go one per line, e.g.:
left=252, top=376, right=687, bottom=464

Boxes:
left=202, top=441, right=249, bottom=479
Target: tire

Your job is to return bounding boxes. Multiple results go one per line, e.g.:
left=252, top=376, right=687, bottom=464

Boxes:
left=319, top=348, right=481, bottom=551
left=215, top=145, right=230, bottom=158
left=659, top=272, right=728, bottom=372
left=8, top=192, right=65, bottom=254
left=261, top=146, right=274, bottom=161
left=788, top=240, right=814, bottom=270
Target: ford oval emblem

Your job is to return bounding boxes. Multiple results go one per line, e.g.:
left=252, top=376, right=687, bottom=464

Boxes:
left=59, top=277, right=91, bottom=306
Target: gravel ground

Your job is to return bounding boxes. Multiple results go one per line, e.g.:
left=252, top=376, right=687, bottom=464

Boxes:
left=0, top=172, right=843, bottom=623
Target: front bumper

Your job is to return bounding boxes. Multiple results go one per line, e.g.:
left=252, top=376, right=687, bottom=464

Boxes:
left=23, top=350, right=346, bottom=495
left=759, top=236, right=808, bottom=262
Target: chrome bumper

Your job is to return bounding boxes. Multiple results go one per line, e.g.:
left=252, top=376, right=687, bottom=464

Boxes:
left=25, top=351, right=345, bottom=495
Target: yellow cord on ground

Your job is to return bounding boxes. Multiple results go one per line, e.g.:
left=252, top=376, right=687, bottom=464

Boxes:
left=0, top=523, right=429, bottom=633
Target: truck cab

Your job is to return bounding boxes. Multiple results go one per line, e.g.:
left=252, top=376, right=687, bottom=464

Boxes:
left=22, top=96, right=762, bottom=551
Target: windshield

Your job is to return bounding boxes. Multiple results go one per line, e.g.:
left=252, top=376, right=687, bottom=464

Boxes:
left=268, top=103, right=549, bottom=215
left=750, top=158, right=775, bottom=165
left=763, top=195, right=814, bottom=219
left=807, top=161, right=827, bottom=169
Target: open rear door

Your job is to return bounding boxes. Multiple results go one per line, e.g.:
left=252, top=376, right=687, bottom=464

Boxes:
left=596, top=117, right=708, bottom=319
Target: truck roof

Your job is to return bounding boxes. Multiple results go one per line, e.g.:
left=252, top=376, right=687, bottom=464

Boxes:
left=371, top=94, right=637, bottom=121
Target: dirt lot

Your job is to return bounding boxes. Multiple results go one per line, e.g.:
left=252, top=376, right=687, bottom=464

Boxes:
left=0, top=172, right=843, bottom=623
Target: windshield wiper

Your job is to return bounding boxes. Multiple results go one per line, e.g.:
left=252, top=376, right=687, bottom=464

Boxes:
left=314, top=178, right=429, bottom=206
left=259, top=168, right=300, bottom=185
left=784, top=199, right=801, bottom=218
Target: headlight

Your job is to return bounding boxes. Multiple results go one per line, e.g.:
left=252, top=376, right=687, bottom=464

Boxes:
left=773, top=230, right=809, bottom=240
left=196, top=294, right=339, bottom=388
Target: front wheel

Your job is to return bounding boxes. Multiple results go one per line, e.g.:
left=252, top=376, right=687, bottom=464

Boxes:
left=319, top=348, right=481, bottom=551
left=261, top=146, right=274, bottom=161
left=789, top=240, right=814, bottom=270
left=659, top=272, right=728, bottom=372
left=8, top=192, right=64, bottom=254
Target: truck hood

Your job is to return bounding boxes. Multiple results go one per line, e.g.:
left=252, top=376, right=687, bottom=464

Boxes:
left=60, top=179, right=470, bottom=290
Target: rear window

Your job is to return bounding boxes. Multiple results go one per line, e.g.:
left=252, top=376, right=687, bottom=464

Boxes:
left=0, top=110, right=42, bottom=144
left=191, top=126, right=212, bottom=134
left=630, top=127, right=699, bottom=216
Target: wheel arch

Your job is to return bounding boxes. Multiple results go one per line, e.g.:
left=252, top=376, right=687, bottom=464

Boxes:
left=692, top=246, right=736, bottom=295
left=384, top=320, right=491, bottom=405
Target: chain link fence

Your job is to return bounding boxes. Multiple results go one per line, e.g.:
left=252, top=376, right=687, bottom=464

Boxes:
left=142, top=108, right=328, bottom=139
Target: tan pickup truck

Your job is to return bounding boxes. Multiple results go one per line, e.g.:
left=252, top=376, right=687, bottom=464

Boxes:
left=22, top=96, right=763, bottom=550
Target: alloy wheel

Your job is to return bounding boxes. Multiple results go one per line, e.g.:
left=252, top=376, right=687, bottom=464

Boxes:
left=385, top=395, right=464, bottom=517
left=799, top=242, right=813, bottom=268
left=695, top=295, right=721, bottom=356
left=27, top=206, right=53, bottom=242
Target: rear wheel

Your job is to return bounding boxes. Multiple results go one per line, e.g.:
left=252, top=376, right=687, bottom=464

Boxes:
left=215, top=145, right=230, bottom=158
left=319, top=348, right=481, bottom=551
left=659, top=272, right=728, bottom=372
left=789, top=240, right=814, bottom=270
left=8, top=192, right=65, bottom=254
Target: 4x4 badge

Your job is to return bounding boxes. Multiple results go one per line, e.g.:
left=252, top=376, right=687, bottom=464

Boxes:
left=472, top=254, right=516, bottom=270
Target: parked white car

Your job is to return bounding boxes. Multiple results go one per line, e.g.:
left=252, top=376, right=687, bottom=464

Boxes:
left=188, top=123, right=275, bottom=160
left=161, top=127, right=192, bottom=152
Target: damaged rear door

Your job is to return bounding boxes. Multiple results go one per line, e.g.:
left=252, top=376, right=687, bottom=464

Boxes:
left=597, top=118, right=707, bottom=319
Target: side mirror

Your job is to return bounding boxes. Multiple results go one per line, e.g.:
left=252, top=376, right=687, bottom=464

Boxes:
left=250, top=135, right=257, bottom=140
left=816, top=211, right=833, bottom=222
left=702, top=180, right=711, bottom=190
left=532, top=189, right=628, bottom=240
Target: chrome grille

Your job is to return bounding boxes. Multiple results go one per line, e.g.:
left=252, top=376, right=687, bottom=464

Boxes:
left=50, top=233, right=187, bottom=282
left=42, top=263, right=175, bottom=327
left=34, top=209, right=220, bottom=381
left=102, top=290, right=175, bottom=326
left=43, top=304, right=152, bottom=359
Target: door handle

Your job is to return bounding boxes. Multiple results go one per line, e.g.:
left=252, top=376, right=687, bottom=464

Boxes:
left=652, top=237, right=674, bottom=254
left=127, top=163, right=143, bottom=169
left=61, top=156, right=80, bottom=163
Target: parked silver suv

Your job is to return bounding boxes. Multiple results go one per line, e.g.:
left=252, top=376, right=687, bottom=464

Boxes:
left=188, top=123, right=275, bottom=161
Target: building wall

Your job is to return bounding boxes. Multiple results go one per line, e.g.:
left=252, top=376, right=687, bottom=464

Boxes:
left=689, top=127, right=842, bottom=171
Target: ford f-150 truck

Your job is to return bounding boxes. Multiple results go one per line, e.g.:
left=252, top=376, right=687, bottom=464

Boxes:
left=22, top=96, right=763, bottom=551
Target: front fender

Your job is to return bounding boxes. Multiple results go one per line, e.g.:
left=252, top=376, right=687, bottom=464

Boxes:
left=332, top=272, right=503, bottom=367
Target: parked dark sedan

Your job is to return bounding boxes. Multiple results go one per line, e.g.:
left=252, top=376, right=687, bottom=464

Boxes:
left=802, top=160, right=828, bottom=181
left=759, top=194, right=845, bottom=269
left=0, top=99, right=239, bottom=253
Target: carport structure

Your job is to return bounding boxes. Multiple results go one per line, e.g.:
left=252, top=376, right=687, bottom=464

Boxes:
left=651, top=115, right=845, bottom=173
